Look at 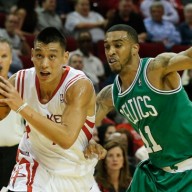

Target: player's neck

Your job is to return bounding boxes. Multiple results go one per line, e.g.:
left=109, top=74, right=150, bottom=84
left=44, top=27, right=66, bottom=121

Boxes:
left=119, top=57, right=140, bottom=91
left=38, top=70, right=64, bottom=103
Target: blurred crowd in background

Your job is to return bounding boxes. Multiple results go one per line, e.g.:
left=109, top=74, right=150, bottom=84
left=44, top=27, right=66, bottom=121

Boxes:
left=0, top=0, right=192, bottom=191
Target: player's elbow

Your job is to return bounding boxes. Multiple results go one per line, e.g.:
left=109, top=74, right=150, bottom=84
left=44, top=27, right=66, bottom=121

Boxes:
left=59, top=143, right=71, bottom=149
left=58, top=139, right=74, bottom=149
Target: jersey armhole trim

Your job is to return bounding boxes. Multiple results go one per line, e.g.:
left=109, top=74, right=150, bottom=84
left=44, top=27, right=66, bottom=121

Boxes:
left=144, top=58, right=182, bottom=95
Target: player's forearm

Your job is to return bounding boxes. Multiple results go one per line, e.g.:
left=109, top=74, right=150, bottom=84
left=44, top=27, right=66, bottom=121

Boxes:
left=95, top=105, right=107, bottom=126
left=96, top=85, right=114, bottom=126
left=19, top=105, right=76, bottom=149
left=167, top=47, right=192, bottom=72
left=181, top=47, right=192, bottom=58
left=95, top=99, right=113, bottom=126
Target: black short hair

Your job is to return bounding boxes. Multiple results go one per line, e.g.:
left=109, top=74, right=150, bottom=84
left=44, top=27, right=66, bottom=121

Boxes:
left=34, top=27, right=67, bottom=50
left=107, top=24, right=138, bottom=43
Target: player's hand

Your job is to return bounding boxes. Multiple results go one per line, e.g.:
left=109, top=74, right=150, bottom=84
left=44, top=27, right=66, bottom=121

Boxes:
left=84, top=139, right=107, bottom=160
left=0, top=76, right=24, bottom=111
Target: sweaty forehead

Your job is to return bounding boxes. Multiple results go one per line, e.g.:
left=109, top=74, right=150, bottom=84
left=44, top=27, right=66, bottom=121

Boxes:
left=104, top=31, right=128, bottom=43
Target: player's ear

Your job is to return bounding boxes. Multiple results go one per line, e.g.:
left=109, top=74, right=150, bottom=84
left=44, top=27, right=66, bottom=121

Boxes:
left=132, top=43, right=139, bottom=56
left=31, top=48, right=34, bottom=61
left=63, top=51, right=69, bottom=64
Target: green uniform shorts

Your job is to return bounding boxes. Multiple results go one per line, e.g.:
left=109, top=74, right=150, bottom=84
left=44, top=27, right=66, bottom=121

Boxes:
left=127, top=159, right=192, bottom=192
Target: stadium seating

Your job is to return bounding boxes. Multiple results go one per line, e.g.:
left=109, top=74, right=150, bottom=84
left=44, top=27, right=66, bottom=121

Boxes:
left=139, top=42, right=165, bottom=58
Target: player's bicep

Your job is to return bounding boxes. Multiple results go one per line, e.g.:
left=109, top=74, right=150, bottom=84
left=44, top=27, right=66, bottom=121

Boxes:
left=67, top=79, right=94, bottom=107
left=61, top=79, right=95, bottom=141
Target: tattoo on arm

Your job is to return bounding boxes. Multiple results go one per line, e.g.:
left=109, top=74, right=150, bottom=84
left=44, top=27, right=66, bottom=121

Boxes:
left=96, top=85, right=113, bottom=114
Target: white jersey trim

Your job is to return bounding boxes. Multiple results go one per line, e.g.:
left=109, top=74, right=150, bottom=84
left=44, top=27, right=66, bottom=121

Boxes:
left=16, top=69, right=26, bottom=99
left=64, top=74, right=90, bottom=103
left=115, top=59, right=142, bottom=97
left=144, top=58, right=182, bottom=95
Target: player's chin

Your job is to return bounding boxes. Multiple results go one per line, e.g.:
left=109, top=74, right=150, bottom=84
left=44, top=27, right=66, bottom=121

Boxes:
left=110, top=66, right=121, bottom=74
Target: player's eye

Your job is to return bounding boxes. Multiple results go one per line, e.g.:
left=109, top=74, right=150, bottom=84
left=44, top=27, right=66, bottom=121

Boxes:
left=49, top=55, right=56, bottom=60
left=2, top=54, right=8, bottom=58
left=36, top=54, right=42, bottom=58
left=104, top=44, right=110, bottom=50
left=115, top=43, right=122, bottom=48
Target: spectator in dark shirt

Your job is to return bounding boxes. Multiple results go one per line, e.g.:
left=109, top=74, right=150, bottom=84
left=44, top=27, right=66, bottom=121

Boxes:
left=11, top=0, right=38, bottom=34
left=36, top=0, right=63, bottom=33
left=184, top=69, right=192, bottom=101
left=106, top=0, right=147, bottom=43
left=178, top=3, right=192, bottom=45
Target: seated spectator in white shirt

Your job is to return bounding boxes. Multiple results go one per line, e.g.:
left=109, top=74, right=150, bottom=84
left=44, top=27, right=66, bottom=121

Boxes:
left=65, top=0, right=106, bottom=43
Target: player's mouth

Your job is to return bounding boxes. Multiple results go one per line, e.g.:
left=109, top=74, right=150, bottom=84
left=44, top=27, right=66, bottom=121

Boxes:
left=40, top=71, right=50, bottom=76
left=108, top=58, right=118, bottom=65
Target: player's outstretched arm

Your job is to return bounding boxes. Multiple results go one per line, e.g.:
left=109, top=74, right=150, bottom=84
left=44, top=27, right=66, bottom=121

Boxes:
left=0, top=76, right=95, bottom=149
left=96, top=84, right=114, bottom=126
left=153, top=47, right=192, bottom=75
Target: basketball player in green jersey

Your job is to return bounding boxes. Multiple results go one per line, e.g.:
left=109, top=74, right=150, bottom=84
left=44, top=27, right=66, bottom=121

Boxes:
left=96, top=24, right=192, bottom=192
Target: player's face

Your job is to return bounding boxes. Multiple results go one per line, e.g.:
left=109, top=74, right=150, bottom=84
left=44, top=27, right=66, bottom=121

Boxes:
left=0, top=42, right=12, bottom=78
left=32, top=41, right=68, bottom=83
left=104, top=31, right=133, bottom=74
left=105, top=146, right=124, bottom=171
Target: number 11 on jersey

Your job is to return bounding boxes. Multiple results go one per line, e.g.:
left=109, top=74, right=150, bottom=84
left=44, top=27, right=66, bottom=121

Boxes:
left=139, top=126, right=162, bottom=153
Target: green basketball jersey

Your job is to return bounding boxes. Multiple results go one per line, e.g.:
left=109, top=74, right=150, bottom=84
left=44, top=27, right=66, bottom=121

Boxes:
left=112, top=58, right=192, bottom=168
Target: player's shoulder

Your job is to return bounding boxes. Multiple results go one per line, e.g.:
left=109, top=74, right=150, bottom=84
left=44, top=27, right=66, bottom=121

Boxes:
left=66, top=66, right=94, bottom=90
left=8, top=68, right=34, bottom=85
left=67, top=66, right=86, bottom=76
left=148, top=52, right=177, bottom=70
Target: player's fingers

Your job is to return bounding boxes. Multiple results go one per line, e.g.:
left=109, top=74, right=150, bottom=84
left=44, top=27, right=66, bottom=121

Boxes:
left=99, top=148, right=107, bottom=160
left=95, top=143, right=107, bottom=160
left=83, top=148, right=92, bottom=159
left=84, top=143, right=107, bottom=160
left=0, top=88, right=9, bottom=98
left=0, top=76, right=13, bottom=91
